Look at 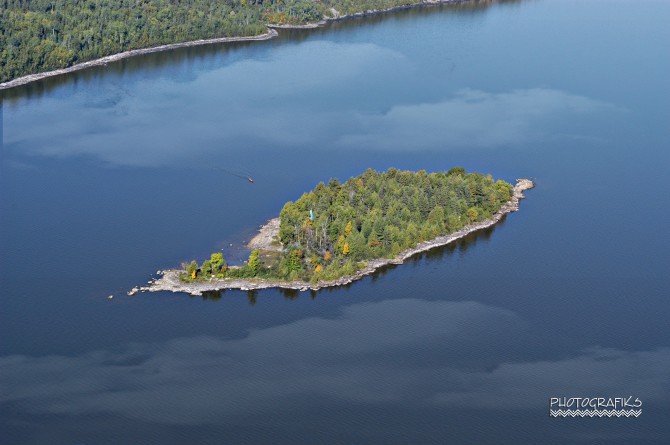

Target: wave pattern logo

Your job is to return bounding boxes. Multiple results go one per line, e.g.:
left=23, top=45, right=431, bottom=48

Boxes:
left=549, top=397, right=642, bottom=418
left=550, top=409, right=642, bottom=418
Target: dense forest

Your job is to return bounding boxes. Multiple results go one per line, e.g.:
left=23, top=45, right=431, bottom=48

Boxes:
left=2, top=0, right=439, bottom=82
left=184, top=168, right=514, bottom=284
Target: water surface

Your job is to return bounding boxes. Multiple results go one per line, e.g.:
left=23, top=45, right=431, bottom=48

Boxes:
left=2, top=0, right=669, bottom=443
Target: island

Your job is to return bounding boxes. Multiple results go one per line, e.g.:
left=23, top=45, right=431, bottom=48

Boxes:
left=131, top=168, right=534, bottom=295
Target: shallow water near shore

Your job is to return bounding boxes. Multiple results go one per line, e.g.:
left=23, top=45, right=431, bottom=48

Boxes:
left=2, top=0, right=670, bottom=443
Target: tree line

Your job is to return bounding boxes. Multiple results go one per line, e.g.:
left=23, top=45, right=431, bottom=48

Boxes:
left=184, top=168, right=514, bottom=284
left=2, top=0, right=437, bottom=82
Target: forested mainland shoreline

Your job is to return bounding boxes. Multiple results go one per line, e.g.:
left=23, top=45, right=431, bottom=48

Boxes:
left=1, top=0, right=503, bottom=85
left=132, top=168, right=535, bottom=295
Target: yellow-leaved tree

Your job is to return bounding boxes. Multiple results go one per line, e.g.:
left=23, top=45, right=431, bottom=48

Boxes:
left=344, top=221, right=353, bottom=237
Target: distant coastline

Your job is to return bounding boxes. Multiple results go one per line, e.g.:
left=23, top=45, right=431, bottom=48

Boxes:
left=268, top=0, right=467, bottom=29
left=1, top=0, right=467, bottom=90
left=0, top=30, right=278, bottom=90
left=131, top=179, right=534, bottom=296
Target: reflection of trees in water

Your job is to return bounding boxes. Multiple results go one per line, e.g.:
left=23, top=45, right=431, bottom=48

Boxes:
left=279, top=288, right=300, bottom=301
left=284, top=0, right=525, bottom=42
left=199, top=288, right=259, bottom=305
left=247, top=289, right=259, bottom=305
left=193, top=215, right=505, bottom=305
left=423, top=214, right=501, bottom=262
left=2, top=0, right=525, bottom=103
left=1, top=39, right=261, bottom=104
left=198, top=290, right=224, bottom=301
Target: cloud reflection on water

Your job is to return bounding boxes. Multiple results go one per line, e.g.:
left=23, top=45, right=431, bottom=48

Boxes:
left=5, top=40, right=617, bottom=168
left=339, top=88, right=617, bottom=150
left=1, top=299, right=667, bottom=426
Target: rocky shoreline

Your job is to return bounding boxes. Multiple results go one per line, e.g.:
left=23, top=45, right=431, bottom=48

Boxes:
left=268, top=1, right=467, bottom=29
left=246, top=218, right=282, bottom=252
left=131, top=179, right=534, bottom=296
left=0, top=30, right=278, bottom=90
left=2, top=0, right=469, bottom=90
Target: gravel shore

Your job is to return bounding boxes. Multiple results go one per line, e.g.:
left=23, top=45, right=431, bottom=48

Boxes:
left=246, top=218, right=282, bottom=252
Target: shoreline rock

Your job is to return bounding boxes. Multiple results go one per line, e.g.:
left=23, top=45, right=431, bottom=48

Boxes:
left=131, top=178, right=534, bottom=296
left=0, top=30, right=278, bottom=90
left=3, top=0, right=469, bottom=90
left=246, top=218, right=282, bottom=252
left=267, top=0, right=467, bottom=30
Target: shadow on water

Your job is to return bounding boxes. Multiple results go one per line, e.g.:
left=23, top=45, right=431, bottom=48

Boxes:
left=192, top=216, right=506, bottom=304
left=1, top=0, right=525, bottom=104
left=369, top=215, right=503, bottom=279
left=196, top=290, right=224, bottom=302
left=1, top=38, right=271, bottom=104
left=199, top=288, right=261, bottom=305
left=264, top=0, right=526, bottom=46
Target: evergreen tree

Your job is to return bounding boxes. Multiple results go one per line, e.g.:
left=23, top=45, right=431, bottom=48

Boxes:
left=247, top=250, right=260, bottom=276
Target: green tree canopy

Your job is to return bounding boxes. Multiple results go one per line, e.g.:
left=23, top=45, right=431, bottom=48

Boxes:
left=182, top=168, right=515, bottom=284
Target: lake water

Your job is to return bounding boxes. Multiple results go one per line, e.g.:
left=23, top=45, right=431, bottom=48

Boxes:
left=2, top=0, right=669, bottom=443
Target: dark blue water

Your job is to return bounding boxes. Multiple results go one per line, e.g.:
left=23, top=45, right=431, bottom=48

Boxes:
left=2, top=0, right=669, bottom=443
